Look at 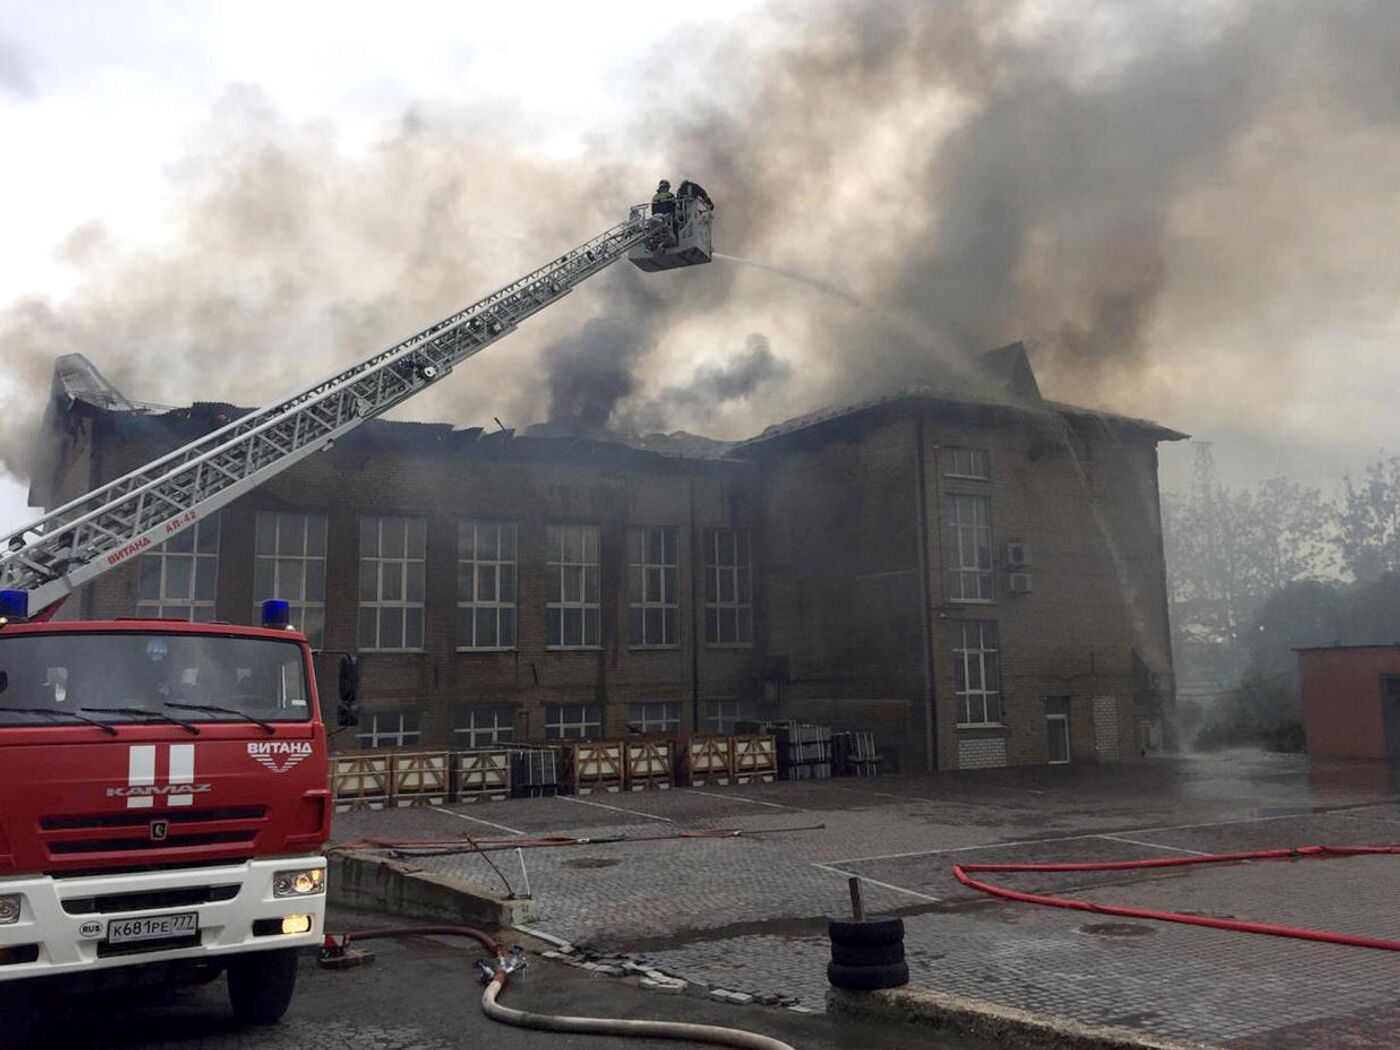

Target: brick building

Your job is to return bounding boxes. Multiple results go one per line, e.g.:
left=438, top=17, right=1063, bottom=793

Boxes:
left=28, top=345, right=1185, bottom=771
left=1296, top=645, right=1400, bottom=760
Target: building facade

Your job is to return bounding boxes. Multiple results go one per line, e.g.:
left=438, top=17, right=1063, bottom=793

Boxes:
left=30, top=347, right=1185, bottom=771
left=1296, top=645, right=1400, bottom=760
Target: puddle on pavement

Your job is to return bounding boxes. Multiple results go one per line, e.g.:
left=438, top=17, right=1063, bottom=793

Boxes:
left=561, top=857, right=623, bottom=869
left=1077, top=922, right=1156, bottom=938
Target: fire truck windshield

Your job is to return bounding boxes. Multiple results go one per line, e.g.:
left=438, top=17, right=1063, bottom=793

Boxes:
left=0, top=632, right=311, bottom=726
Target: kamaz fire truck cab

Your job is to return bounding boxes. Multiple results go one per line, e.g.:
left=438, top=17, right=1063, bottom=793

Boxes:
left=0, top=593, right=331, bottom=1034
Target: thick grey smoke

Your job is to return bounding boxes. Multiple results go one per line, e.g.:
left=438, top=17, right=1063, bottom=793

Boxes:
left=7, top=1, right=1400, bottom=494
left=650, top=333, right=791, bottom=421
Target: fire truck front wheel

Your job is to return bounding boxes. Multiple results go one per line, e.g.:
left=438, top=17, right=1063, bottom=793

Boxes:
left=227, top=947, right=299, bottom=1025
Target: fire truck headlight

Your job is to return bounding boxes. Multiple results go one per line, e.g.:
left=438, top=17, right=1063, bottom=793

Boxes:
left=272, top=867, right=325, bottom=898
left=0, top=894, right=21, bottom=924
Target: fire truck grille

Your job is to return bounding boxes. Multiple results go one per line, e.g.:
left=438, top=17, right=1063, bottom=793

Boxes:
left=47, top=831, right=254, bottom=855
left=41, top=806, right=266, bottom=831
left=62, top=883, right=241, bottom=916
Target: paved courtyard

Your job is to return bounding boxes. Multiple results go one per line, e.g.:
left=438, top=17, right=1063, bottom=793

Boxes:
left=332, top=751, right=1400, bottom=1047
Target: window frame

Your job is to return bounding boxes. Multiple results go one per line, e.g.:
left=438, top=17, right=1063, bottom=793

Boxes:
left=135, top=513, right=221, bottom=623
left=701, top=698, right=756, bottom=734
left=456, top=520, right=518, bottom=652
left=355, top=710, right=423, bottom=749
left=943, top=446, right=990, bottom=481
left=252, top=510, right=328, bottom=648
left=358, top=515, right=427, bottom=652
left=953, top=620, right=1003, bottom=727
left=453, top=705, right=517, bottom=748
left=628, top=526, right=680, bottom=649
left=704, top=527, right=753, bottom=648
left=544, top=703, right=603, bottom=740
left=546, top=524, right=602, bottom=650
left=627, top=700, right=681, bottom=733
left=944, top=494, right=994, bottom=603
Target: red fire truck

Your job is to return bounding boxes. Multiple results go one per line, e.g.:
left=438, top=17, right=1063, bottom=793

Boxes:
left=0, top=194, right=711, bottom=1036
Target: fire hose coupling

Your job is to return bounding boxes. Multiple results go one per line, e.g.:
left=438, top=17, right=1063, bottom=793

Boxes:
left=475, top=946, right=528, bottom=985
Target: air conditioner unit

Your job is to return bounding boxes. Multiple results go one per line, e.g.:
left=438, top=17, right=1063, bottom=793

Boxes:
left=1007, top=572, right=1033, bottom=595
left=1006, top=542, right=1032, bottom=567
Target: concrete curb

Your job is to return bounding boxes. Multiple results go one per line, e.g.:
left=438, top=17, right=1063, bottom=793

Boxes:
left=827, top=985, right=1220, bottom=1050
left=329, top=849, right=537, bottom=928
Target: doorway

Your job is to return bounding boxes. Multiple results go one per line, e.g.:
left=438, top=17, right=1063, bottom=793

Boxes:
left=1382, top=675, right=1400, bottom=760
left=1044, top=695, right=1071, bottom=765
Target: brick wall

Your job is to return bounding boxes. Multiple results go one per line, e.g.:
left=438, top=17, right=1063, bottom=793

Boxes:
left=42, top=388, right=1179, bottom=771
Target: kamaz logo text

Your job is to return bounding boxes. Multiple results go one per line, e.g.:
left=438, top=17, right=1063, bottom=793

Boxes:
left=109, top=744, right=211, bottom=809
left=248, top=740, right=312, bottom=774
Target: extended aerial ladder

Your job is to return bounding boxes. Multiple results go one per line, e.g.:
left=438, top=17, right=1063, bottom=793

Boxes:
left=1, top=195, right=713, bottom=612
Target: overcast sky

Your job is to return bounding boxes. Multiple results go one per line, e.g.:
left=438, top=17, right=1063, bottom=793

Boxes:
left=4, top=0, right=1399, bottom=538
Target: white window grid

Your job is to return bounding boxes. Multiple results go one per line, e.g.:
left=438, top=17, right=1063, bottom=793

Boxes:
left=547, top=525, right=601, bottom=649
left=629, top=526, right=679, bottom=647
left=356, top=711, right=422, bottom=749
left=136, top=513, right=220, bottom=622
left=704, top=528, right=753, bottom=646
left=944, top=446, right=989, bottom=480
left=628, top=700, right=681, bottom=733
left=701, top=698, right=756, bottom=734
left=457, top=521, right=517, bottom=650
left=454, top=705, right=517, bottom=747
left=359, top=516, right=426, bottom=651
left=253, top=511, right=327, bottom=647
left=944, top=494, right=993, bottom=602
left=545, top=703, right=603, bottom=740
left=954, top=620, right=1002, bottom=726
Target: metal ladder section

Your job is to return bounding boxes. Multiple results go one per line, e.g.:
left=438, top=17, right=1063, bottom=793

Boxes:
left=2, top=210, right=669, bottom=610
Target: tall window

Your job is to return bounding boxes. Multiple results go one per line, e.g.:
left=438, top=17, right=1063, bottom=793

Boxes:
left=944, top=494, right=993, bottom=602
left=454, top=705, right=516, bottom=748
left=628, top=700, right=680, bottom=733
left=547, top=525, right=600, bottom=649
left=136, top=514, right=220, bottom=622
left=359, top=516, right=426, bottom=650
left=545, top=703, right=603, bottom=740
left=704, top=528, right=752, bottom=646
left=253, top=511, right=327, bottom=647
left=458, top=521, right=517, bottom=650
left=701, top=698, right=756, bottom=734
left=356, top=711, right=422, bottom=749
left=953, top=621, right=1002, bottom=726
left=943, top=446, right=989, bottom=480
left=629, top=526, right=679, bottom=647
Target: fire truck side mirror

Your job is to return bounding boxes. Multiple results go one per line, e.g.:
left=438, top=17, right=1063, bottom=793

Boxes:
left=336, top=654, right=360, bottom=728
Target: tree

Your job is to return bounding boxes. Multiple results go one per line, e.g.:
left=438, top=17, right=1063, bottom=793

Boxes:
left=1339, top=454, right=1400, bottom=583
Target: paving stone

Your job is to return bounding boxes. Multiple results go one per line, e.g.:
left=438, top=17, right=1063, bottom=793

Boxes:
left=335, top=752, right=1400, bottom=1048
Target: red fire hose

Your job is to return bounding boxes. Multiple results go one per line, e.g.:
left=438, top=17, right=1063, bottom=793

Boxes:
left=953, top=843, right=1400, bottom=951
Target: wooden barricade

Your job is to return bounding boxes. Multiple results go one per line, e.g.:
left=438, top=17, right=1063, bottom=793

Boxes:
left=453, top=749, right=511, bottom=802
left=731, top=734, right=778, bottom=784
left=330, top=753, right=391, bottom=812
left=566, top=740, right=625, bottom=795
left=390, top=751, right=450, bottom=807
left=624, top=739, right=675, bottom=790
left=683, top=734, right=734, bottom=786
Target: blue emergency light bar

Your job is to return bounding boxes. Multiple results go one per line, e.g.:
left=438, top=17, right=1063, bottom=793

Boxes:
left=260, top=598, right=291, bottom=629
left=0, top=589, right=29, bottom=622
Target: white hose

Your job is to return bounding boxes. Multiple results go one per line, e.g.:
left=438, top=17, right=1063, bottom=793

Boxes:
left=482, top=975, right=799, bottom=1050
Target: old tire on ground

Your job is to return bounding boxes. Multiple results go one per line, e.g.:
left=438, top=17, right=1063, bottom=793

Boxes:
left=228, top=947, right=299, bottom=1025
left=827, top=917, right=904, bottom=947
left=829, top=941, right=905, bottom=967
left=826, top=959, right=910, bottom=991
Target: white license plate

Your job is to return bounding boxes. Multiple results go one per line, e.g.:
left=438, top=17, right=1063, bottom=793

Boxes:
left=106, top=912, right=198, bottom=945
